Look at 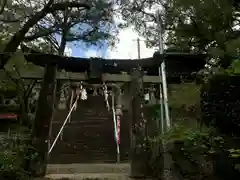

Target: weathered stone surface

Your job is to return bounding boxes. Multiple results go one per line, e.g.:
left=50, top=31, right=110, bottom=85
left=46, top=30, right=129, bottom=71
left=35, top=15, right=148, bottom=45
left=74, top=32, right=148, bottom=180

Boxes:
left=49, top=95, right=130, bottom=164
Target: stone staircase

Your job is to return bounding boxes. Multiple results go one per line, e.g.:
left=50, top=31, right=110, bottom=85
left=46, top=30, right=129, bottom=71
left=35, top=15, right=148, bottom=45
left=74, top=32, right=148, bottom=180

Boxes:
left=48, top=95, right=130, bottom=164
left=45, top=163, right=131, bottom=180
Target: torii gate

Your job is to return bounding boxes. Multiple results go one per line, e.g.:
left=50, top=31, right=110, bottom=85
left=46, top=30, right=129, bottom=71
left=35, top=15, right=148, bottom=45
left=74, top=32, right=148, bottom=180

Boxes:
left=0, top=45, right=206, bottom=177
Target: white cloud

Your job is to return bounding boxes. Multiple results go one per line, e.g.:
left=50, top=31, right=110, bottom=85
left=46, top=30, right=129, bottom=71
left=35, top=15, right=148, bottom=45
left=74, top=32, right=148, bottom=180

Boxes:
left=106, top=26, right=156, bottom=59
left=106, top=4, right=158, bottom=59
left=64, top=46, right=72, bottom=56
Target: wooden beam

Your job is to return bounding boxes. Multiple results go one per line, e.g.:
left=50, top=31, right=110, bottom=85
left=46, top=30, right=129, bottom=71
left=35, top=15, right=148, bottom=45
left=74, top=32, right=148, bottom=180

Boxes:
left=20, top=45, right=206, bottom=75
left=0, top=70, right=162, bottom=83
left=0, top=70, right=88, bottom=81
left=102, top=74, right=162, bottom=83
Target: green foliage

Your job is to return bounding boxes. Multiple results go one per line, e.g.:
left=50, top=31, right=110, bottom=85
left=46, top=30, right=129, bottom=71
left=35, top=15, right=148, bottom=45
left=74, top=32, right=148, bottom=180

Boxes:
left=1, top=0, right=118, bottom=55
left=165, top=0, right=239, bottom=66
left=201, top=74, right=240, bottom=136
left=154, top=123, right=224, bottom=155
left=229, top=149, right=240, bottom=158
left=144, top=122, right=219, bottom=178
left=169, top=83, right=201, bottom=107
left=226, top=59, right=240, bottom=74
left=0, top=132, right=38, bottom=180
left=0, top=105, right=20, bottom=113
left=121, top=0, right=239, bottom=67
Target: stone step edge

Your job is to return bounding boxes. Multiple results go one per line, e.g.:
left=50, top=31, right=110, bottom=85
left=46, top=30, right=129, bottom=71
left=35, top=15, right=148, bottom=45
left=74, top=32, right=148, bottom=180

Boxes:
left=44, top=173, right=130, bottom=180
left=47, top=164, right=130, bottom=173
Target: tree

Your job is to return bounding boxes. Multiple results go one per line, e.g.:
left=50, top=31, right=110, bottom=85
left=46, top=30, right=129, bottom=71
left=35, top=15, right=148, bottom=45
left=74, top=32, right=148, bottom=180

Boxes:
left=121, top=0, right=239, bottom=68
left=0, top=0, right=91, bottom=68
left=0, top=0, right=118, bottom=177
left=120, top=0, right=239, bottom=68
left=24, top=0, right=117, bottom=52
left=119, top=0, right=167, bottom=48
left=165, top=0, right=239, bottom=67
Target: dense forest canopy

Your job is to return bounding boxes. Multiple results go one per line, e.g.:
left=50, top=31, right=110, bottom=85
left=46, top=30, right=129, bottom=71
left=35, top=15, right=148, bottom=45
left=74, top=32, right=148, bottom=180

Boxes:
left=0, top=0, right=239, bottom=69
left=121, top=0, right=240, bottom=68
left=0, top=0, right=118, bottom=68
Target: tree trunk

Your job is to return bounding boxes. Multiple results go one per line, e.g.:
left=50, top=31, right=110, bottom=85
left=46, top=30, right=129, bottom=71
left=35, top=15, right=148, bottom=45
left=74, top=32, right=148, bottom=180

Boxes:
left=130, top=66, right=148, bottom=178
left=31, top=63, right=56, bottom=177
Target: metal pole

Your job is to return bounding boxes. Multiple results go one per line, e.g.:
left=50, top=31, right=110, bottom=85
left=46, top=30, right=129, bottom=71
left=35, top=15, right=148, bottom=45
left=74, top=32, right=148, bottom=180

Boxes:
left=159, top=83, right=165, bottom=134
left=156, top=10, right=171, bottom=130
left=111, top=92, right=120, bottom=163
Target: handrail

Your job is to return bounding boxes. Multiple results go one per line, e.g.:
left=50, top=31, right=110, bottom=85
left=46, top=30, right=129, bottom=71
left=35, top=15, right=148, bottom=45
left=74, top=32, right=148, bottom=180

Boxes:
left=48, top=96, right=79, bottom=155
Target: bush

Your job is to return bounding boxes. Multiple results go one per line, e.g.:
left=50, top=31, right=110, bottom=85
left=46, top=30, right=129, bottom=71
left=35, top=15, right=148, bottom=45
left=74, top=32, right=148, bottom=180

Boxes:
left=146, top=123, right=217, bottom=179
left=150, top=122, right=240, bottom=180
left=201, top=74, right=240, bottom=136
left=200, top=73, right=240, bottom=179
left=0, top=132, right=38, bottom=180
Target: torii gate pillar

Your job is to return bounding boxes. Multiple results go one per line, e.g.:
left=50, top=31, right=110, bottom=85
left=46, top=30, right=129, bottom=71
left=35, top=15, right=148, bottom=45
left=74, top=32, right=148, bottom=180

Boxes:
left=130, top=66, right=148, bottom=178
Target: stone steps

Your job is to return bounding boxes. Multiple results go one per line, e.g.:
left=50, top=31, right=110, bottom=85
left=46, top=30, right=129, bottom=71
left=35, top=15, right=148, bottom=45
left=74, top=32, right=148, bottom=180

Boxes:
left=45, top=173, right=130, bottom=180
left=48, top=155, right=118, bottom=164
left=47, top=163, right=130, bottom=174
left=49, top=95, right=130, bottom=164
left=45, top=163, right=131, bottom=180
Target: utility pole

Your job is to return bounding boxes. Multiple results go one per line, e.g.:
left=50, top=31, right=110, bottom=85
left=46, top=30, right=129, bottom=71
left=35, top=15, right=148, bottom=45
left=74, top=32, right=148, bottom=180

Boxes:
left=137, top=38, right=140, bottom=59
left=133, top=38, right=144, bottom=59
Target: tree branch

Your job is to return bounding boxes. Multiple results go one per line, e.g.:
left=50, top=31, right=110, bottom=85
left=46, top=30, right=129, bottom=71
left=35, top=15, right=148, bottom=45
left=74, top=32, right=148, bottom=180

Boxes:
left=0, top=18, right=22, bottom=23
left=0, top=0, right=7, bottom=15
left=65, top=26, right=99, bottom=42
left=49, top=2, right=90, bottom=12
left=0, top=1, right=91, bottom=68
left=3, top=67, right=24, bottom=92
left=26, top=80, right=37, bottom=99
left=24, top=25, right=60, bottom=41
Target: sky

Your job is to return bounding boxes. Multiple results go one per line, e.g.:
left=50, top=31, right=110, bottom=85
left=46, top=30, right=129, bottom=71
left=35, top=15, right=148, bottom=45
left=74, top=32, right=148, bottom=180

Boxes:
left=64, top=26, right=156, bottom=59
left=62, top=1, right=160, bottom=59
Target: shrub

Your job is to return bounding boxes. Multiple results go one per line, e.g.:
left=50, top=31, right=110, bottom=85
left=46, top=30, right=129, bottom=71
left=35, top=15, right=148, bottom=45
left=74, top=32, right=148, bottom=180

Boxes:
left=0, top=132, right=38, bottom=180
left=149, top=122, right=240, bottom=179
left=201, top=74, right=240, bottom=136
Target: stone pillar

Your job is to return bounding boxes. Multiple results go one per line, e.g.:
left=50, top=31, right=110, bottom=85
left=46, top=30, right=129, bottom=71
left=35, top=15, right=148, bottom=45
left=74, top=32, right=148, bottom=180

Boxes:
left=130, top=66, right=148, bottom=178
left=149, top=85, right=157, bottom=105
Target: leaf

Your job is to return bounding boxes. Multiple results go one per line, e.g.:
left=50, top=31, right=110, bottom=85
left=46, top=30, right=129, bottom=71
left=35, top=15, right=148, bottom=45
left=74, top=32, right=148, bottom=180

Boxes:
left=230, top=154, right=240, bottom=158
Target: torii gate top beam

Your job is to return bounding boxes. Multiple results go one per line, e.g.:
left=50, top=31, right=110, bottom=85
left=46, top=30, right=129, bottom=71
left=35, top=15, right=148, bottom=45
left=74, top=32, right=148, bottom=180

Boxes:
left=21, top=45, right=206, bottom=78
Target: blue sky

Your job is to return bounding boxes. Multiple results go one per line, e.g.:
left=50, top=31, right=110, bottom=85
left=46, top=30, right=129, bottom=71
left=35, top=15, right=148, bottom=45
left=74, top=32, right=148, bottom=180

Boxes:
left=55, top=33, right=109, bottom=58
left=70, top=41, right=109, bottom=58
left=56, top=26, right=156, bottom=59
left=51, top=7, right=155, bottom=59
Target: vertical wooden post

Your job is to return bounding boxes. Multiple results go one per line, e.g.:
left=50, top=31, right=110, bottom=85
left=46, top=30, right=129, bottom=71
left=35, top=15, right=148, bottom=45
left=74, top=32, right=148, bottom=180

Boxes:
left=130, top=66, right=147, bottom=178
left=31, top=63, right=56, bottom=177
